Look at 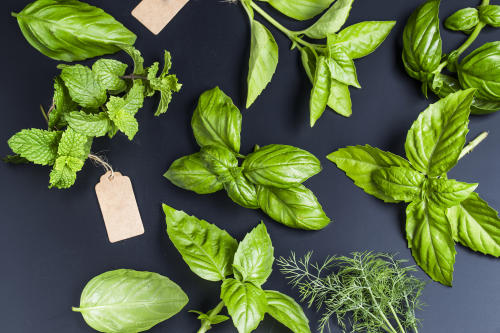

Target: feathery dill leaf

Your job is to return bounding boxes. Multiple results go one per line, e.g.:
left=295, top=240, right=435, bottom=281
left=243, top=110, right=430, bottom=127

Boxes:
left=277, top=252, right=425, bottom=333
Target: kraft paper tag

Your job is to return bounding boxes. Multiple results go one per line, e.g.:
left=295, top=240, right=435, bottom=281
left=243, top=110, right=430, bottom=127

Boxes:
left=95, top=171, right=145, bottom=243
left=132, top=0, right=190, bottom=35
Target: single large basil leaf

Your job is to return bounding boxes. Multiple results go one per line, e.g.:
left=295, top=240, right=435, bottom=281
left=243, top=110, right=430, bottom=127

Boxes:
left=310, top=56, right=331, bottom=127
left=333, top=21, right=396, bottom=59
left=13, top=0, right=136, bottom=62
left=199, top=145, right=238, bottom=178
left=221, top=279, right=267, bottom=333
left=444, top=8, right=479, bottom=33
left=59, top=64, right=107, bottom=108
left=243, top=144, right=321, bottom=188
left=406, top=199, right=456, bottom=286
left=164, top=153, right=223, bottom=194
left=327, top=145, right=413, bottom=203
left=405, top=89, right=475, bottom=176
left=192, top=87, right=242, bottom=153
left=447, top=192, right=500, bottom=256
left=224, top=169, right=259, bottom=209
left=246, top=20, right=279, bottom=108
left=402, top=0, right=442, bottom=79
left=303, top=0, right=354, bottom=39
left=233, top=223, right=274, bottom=286
left=265, top=290, right=311, bottom=333
left=73, top=269, right=188, bottom=333
left=257, top=184, right=330, bottom=230
left=428, top=178, right=478, bottom=208
left=326, top=39, right=360, bottom=88
left=260, top=0, right=335, bottom=21
left=458, top=42, right=500, bottom=101
left=479, top=5, right=500, bottom=27
left=163, top=204, right=238, bottom=281
left=327, top=79, right=352, bottom=117
left=372, top=166, right=425, bottom=203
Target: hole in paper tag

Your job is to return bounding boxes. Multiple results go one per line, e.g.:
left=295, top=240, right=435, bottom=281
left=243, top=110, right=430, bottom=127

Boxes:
left=95, top=171, right=145, bottom=243
left=132, top=0, right=191, bottom=35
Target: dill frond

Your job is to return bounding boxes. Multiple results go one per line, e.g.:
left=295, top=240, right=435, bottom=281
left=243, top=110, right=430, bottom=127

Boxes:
left=277, top=252, right=425, bottom=333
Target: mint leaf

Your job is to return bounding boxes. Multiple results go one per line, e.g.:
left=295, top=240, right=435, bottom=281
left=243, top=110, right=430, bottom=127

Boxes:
left=151, top=76, right=182, bottom=116
left=92, top=59, right=127, bottom=93
left=66, top=111, right=111, bottom=137
left=49, top=155, right=84, bottom=189
left=3, top=154, right=29, bottom=164
left=120, top=45, right=145, bottom=75
left=59, top=64, right=107, bottom=108
left=49, top=77, right=76, bottom=129
left=58, top=128, right=90, bottom=160
left=372, top=166, right=425, bottom=203
left=106, top=81, right=144, bottom=140
left=7, top=129, right=62, bottom=165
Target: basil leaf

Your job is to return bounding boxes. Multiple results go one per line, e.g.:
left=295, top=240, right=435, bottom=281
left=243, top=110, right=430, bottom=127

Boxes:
left=265, top=290, right=311, bottom=333
left=260, top=0, right=335, bottom=21
left=224, top=170, right=259, bottom=209
left=233, top=223, right=274, bottom=286
left=402, top=0, right=442, bottom=79
left=66, top=111, right=110, bottom=137
left=428, top=178, right=478, bottom=208
left=333, top=21, right=396, bottom=59
left=447, top=192, right=500, bottom=256
left=163, top=204, right=238, bottom=281
left=192, top=87, right=242, bottom=153
left=372, top=166, right=425, bottom=203
left=479, top=5, right=500, bottom=27
left=200, top=145, right=238, bottom=178
left=326, top=40, right=360, bottom=88
left=13, top=0, right=136, bottom=62
left=405, top=89, right=475, bottom=176
left=300, top=47, right=316, bottom=82
left=444, top=8, right=479, bottom=33
left=458, top=41, right=500, bottom=101
left=221, top=279, right=267, bottom=333
left=49, top=77, right=76, bottom=129
left=73, top=269, right=188, bottom=333
left=327, top=145, right=413, bottom=203
left=7, top=129, right=62, bottom=166
left=59, top=64, right=107, bottom=108
left=92, top=59, right=128, bottom=93
left=303, top=0, right=354, bottom=39
left=164, top=153, right=223, bottom=194
left=243, top=144, right=321, bottom=188
left=257, top=184, right=330, bottom=230
left=246, top=20, right=279, bottom=108
left=406, top=199, right=456, bottom=286
left=327, top=79, right=352, bottom=117
left=310, top=56, right=331, bottom=127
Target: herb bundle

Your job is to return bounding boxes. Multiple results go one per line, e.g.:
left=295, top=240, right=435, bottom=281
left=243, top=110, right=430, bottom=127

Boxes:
left=236, top=0, right=395, bottom=126
left=163, top=204, right=311, bottom=333
left=403, top=0, right=500, bottom=114
left=328, top=89, right=500, bottom=286
left=164, top=87, right=330, bottom=230
left=278, top=252, right=425, bottom=333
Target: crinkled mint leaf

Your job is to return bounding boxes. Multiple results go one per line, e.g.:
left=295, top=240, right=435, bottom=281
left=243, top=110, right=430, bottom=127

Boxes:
left=7, top=129, right=62, bottom=166
left=92, top=59, right=127, bottom=93
left=58, top=128, right=90, bottom=160
left=66, top=111, right=111, bottom=137
left=49, top=76, right=77, bottom=129
left=49, top=155, right=84, bottom=189
left=59, top=64, right=107, bottom=108
left=106, top=81, right=144, bottom=140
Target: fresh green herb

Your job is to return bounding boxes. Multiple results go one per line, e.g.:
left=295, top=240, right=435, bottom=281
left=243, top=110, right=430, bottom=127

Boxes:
left=164, top=87, right=330, bottom=230
left=234, top=0, right=395, bottom=126
left=72, top=269, right=188, bottom=333
left=278, top=252, right=425, bottom=333
left=403, top=0, right=500, bottom=114
left=163, top=204, right=311, bottom=333
left=328, top=89, right=500, bottom=286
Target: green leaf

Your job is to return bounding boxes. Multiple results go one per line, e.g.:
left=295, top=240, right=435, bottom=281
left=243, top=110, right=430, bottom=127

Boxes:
left=246, top=20, right=279, bottom=108
left=73, top=269, right=188, bottom=333
left=326, top=39, right=360, bottom=88
left=233, top=223, right=274, bottom=286
left=199, top=145, right=238, bottom=178
left=327, top=145, right=413, bottom=203
left=59, top=64, right=107, bottom=108
left=444, top=8, right=479, bottom=33
left=257, top=184, right=330, bottom=230
left=333, top=21, right=396, bottom=59
left=49, top=76, right=77, bottom=129
left=372, top=166, right=425, bottom=203
left=57, top=128, right=89, bottom=160
left=3, top=154, right=29, bottom=164
left=406, top=199, right=456, bottom=286
left=223, top=169, right=260, bottom=209
left=458, top=41, right=500, bottom=101
left=120, top=45, right=145, bottom=75
left=160, top=50, right=173, bottom=77
left=304, top=0, right=354, bottom=39
left=265, top=290, right=311, bottom=333
left=106, top=82, right=144, bottom=140
left=221, top=279, right=267, bottom=333
left=243, top=144, right=321, bottom=188
left=261, top=0, right=335, bottom=21
left=447, top=192, right=500, bottom=256
left=66, top=111, right=110, bottom=137
left=479, top=5, right=500, bottom=27
left=327, top=79, right=352, bottom=117
left=49, top=155, right=84, bottom=189
left=163, top=204, right=238, bottom=281
left=300, top=47, right=316, bottom=82
left=191, top=87, right=242, bottom=153
left=152, top=76, right=182, bottom=116
left=428, top=178, right=478, bottom=208
left=13, top=0, right=136, bottom=62
left=164, top=153, right=223, bottom=194
left=404, top=89, right=475, bottom=176
left=310, top=56, right=331, bottom=127
left=7, top=129, right=62, bottom=166
left=92, top=59, right=127, bottom=93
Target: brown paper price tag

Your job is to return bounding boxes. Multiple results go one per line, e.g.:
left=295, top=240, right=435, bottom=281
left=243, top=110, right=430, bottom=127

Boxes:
left=132, top=0, right=190, bottom=35
left=95, top=171, right=145, bottom=243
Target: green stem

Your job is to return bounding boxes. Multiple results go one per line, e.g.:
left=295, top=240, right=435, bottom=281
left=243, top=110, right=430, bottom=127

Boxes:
left=11, top=12, right=18, bottom=18
left=458, top=131, right=488, bottom=160
left=39, top=105, right=49, bottom=124
left=362, top=277, right=398, bottom=333
left=389, top=304, right=406, bottom=333
left=196, top=301, right=225, bottom=333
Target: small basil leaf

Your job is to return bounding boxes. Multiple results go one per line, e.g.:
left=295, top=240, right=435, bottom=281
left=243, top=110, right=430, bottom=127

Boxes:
left=326, top=39, right=360, bottom=88
left=428, top=178, right=478, bottom=208
left=444, top=8, right=479, bottom=33
left=479, top=5, right=500, bottom=27
left=73, top=269, right=188, bottom=333
left=327, top=79, right=352, bottom=117
left=260, top=0, right=335, bottom=21
left=372, top=166, right=425, bottom=203
left=199, top=145, right=238, bottom=178
left=303, top=0, right=354, bottom=39
left=59, top=64, right=107, bottom=108
left=224, top=170, right=259, bottom=209
left=310, top=56, right=331, bottom=127
left=265, top=290, right=311, bottom=333
left=300, top=47, right=316, bottom=82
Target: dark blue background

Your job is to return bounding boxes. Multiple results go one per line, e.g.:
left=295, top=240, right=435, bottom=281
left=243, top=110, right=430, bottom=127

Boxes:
left=1, top=0, right=500, bottom=332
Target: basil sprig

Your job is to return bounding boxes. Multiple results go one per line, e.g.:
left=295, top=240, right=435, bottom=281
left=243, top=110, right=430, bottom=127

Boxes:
left=403, top=0, right=500, bottom=114
left=163, top=204, right=311, bottom=333
left=328, top=89, right=500, bottom=286
left=164, top=87, right=330, bottom=230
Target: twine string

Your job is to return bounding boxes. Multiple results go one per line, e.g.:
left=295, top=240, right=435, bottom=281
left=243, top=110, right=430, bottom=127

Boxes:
left=88, top=154, right=115, bottom=180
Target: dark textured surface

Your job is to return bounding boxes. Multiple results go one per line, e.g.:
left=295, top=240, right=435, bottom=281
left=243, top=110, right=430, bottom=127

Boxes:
left=1, top=0, right=500, bottom=332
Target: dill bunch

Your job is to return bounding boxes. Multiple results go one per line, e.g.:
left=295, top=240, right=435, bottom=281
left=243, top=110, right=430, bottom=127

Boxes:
left=277, top=252, right=425, bottom=333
